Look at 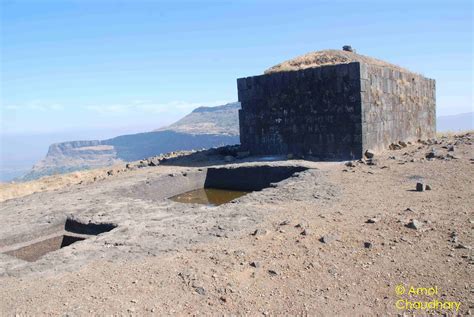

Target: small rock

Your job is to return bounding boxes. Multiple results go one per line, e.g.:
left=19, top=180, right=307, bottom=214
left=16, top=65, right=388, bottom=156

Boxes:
left=425, top=184, right=432, bottom=190
left=342, top=45, right=354, bottom=52
left=147, top=158, right=160, bottom=166
left=345, top=161, right=356, bottom=167
left=448, top=145, right=455, bottom=152
left=320, top=234, right=338, bottom=244
left=425, top=149, right=436, bottom=159
left=268, top=269, right=279, bottom=276
left=366, top=158, right=377, bottom=166
left=399, top=141, right=407, bottom=148
left=250, top=261, right=260, bottom=268
left=219, top=296, right=227, bottom=302
left=450, top=231, right=458, bottom=243
left=364, top=150, right=375, bottom=159
left=251, top=229, right=267, bottom=236
left=364, top=242, right=373, bottom=249
left=366, top=218, right=380, bottom=224
left=194, top=286, right=206, bottom=295
left=456, top=244, right=471, bottom=250
left=137, top=161, right=148, bottom=168
left=279, top=220, right=290, bottom=226
left=416, top=182, right=424, bottom=192
left=389, top=143, right=402, bottom=150
left=301, top=229, right=310, bottom=236
left=406, top=219, right=423, bottom=230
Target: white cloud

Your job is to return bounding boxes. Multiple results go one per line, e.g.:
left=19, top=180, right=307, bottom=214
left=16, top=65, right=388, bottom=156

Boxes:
left=85, top=104, right=130, bottom=114
left=2, top=101, right=64, bottom=112
left=4, top=105, right=21, bottom=111
left=2, top=99, right=230, bottom=115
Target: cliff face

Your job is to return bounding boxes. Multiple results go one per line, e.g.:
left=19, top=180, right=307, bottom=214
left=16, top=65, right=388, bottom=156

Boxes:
left=24, top=141, right=121, bottom=180
left=45, top=140, right=103, bottom=156
left=21, top=103, right=241, bottom=181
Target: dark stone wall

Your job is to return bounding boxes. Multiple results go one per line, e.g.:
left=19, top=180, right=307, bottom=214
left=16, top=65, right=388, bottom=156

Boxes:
left=204, top=166, right=308, bottom=191
left=238, top=61, right=436, bottom=159
left=360, top=64, right=436, bottom=152
left=238, top=62, right=363, bottom=160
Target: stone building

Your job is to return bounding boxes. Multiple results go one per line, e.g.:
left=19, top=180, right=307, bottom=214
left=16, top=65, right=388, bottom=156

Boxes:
left=237, top=48, right=436, bottom=160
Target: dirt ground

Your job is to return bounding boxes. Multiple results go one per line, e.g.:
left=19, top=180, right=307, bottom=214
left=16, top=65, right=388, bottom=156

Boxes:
left=0, top=133, right=472, bottom=316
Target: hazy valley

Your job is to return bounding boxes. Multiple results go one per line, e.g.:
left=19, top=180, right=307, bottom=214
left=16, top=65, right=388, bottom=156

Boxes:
left=16, top=102, right=240, bottom=181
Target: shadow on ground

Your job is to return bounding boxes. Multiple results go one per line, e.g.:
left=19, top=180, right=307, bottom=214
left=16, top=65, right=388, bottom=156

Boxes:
left=158, top=145, right=347, bottom=168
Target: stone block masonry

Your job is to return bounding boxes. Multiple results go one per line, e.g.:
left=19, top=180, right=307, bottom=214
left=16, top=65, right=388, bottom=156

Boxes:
left=360, top=63, right=436, bottom=152
left=237, top=62, right=435, bottom=160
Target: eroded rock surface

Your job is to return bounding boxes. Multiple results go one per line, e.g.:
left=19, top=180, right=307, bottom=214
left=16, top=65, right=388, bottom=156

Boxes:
left=0, top=133, right=472, bottom=315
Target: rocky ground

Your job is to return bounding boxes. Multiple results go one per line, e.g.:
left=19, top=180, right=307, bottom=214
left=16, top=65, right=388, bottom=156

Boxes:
left=0, top=133, right=472, bottom=316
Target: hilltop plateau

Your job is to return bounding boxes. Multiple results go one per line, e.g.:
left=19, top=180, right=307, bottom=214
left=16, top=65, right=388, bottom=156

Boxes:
left=0, top=132, right=472, bottom=315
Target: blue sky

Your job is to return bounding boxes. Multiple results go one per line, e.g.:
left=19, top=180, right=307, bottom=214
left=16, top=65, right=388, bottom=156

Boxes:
left=1, top=0, right=473, bottom=137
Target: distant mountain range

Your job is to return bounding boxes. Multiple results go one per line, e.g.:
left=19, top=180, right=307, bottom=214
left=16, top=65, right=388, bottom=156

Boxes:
left=437, top=112, right=473, bottom=132
left=14, top=106, right=473, bottom=181
left=156, top=102, right=240, bottom=135
left=21, top=102, right=240, bottom=181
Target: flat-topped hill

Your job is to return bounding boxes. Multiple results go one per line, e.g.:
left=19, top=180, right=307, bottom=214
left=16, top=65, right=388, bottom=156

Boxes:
left=19, top=103, right=241, bottom=181
left=156, top=102, right=240, bottom=135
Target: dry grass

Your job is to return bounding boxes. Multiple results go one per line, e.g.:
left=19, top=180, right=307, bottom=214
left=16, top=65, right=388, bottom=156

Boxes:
left=264, top=49, right=412, bottom=74
left=0, top=164, right=125, bottom=202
